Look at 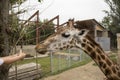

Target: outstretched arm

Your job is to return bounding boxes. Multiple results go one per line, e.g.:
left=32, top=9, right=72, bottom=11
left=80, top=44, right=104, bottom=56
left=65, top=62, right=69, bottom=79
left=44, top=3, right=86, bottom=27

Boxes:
left=0, top=50, right=26, bottom=65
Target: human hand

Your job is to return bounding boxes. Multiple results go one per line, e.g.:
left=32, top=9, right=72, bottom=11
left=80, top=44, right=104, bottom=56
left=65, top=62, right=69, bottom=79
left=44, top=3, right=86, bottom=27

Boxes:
left=18, top=49, right=26, bottom=60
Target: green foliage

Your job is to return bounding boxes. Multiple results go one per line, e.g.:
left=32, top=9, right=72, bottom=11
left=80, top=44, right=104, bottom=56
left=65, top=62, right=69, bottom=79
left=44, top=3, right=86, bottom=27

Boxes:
left=9, top=0, right=52, bottom=45
left=101, top=0, right=120, bottom=48
left=10, top=0, right=26, bottom=5
left=40, top=19, right=55, bottom=41
left=38, top=0, right=43, bottom=3
left=9, top=16, right=54, bottom=46
left=23, top=19, right=55, bottom=45
left=102, top=0, right=120, bottom=34
left=10, top=0, right=43, bottom=5
left=9, top=14, right=20, bottom=44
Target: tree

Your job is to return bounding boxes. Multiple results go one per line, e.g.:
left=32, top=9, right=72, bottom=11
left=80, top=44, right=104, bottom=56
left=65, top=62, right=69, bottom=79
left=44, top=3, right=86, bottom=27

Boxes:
left=23, top=19, right=55, bottom=45
left=101, top=0, right=120, bottom=48
left=102, top=0, right=120, bottom=66
left=102, top=0, right=120, bottom=34
left=0, top=0, right=10, bottom=80
left=0, top=0, right=43, bottom=80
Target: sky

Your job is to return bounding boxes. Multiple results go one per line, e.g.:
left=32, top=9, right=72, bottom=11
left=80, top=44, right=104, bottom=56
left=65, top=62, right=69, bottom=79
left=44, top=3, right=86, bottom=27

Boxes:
left=16, top=0, right=110, bottom=24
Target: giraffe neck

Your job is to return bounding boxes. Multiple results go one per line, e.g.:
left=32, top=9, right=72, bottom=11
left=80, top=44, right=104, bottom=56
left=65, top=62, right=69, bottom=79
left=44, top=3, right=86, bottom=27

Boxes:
left=77, top=39, right=120, bottom=80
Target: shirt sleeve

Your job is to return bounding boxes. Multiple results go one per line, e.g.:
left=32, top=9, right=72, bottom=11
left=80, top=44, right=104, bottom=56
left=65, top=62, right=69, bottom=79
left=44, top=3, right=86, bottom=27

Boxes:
left=0, top=58, right=4, bottom=65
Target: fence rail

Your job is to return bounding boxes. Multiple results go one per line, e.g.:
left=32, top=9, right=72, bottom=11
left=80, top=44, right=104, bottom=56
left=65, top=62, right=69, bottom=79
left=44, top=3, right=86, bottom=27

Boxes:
left=9, top=63, right=41, bottom=80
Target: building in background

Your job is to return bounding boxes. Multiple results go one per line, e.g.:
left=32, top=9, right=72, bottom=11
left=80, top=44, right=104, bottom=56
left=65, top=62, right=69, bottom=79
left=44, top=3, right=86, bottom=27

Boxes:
left=74, top=19, right=110, bottom=51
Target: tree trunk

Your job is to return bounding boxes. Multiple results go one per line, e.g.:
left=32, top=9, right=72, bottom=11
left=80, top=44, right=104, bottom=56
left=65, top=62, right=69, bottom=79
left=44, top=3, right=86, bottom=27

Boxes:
left=0, top=0, right=10, bottom=80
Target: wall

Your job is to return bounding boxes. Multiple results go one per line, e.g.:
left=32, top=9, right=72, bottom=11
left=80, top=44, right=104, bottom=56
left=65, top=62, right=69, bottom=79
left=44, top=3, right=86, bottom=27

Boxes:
left=95, top=37, right=110, bottom=51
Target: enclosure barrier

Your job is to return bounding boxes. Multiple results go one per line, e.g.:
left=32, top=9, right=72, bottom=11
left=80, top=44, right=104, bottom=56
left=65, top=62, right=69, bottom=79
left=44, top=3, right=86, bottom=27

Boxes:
left=50, top=49, right=90, bottom=73
left=9, top=62, right=41, bottom=80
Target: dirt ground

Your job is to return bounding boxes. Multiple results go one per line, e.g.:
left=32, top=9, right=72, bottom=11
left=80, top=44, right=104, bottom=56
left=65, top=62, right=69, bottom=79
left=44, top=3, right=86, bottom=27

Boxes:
left=43, top=61, right=105, bottom=80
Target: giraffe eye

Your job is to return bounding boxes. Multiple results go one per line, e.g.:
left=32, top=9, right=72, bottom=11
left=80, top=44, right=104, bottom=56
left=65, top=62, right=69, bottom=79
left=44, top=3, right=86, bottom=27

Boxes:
left=78, top=30, right=85, bottom=35
left=62, top=32, right=70, bottom=38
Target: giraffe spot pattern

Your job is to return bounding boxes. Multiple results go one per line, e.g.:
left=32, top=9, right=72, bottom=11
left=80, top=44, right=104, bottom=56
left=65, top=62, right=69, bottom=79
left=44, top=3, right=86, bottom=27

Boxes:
left=58, top=43, right=61, bottom=46
left=110, top=76, right=118, bottom=80
left=105, top=68, right=112, bottom=75
left=88, top=43, right=95, bottom=48
left=83, top=39, right=86, bottom=42
left=87, top=46, right=92, bottom=52
left=101, top=54, right=105, bottom=60
left=103, top=63, right=107, bottom=68
left=90, top=52, right=96, bottom=59
left=63, top=42, right=66, bottom=45
left=118, top=72, right=120, bottom=77
left=108, top=77, right=114, bottom=80
left=69, top=40, right=73, bottom=44
left=106, top=59, right=112, bottom=66
left=60, top=48, right=63, bottom=50
left=83, top=50, right=87, bottom=54
left=63, top=46, right=66, bottom=49
left=96, top=48, right=101, bottom=53
left=66, top=45, right=69, bottom=48
left=54, top=44, right=56, bottom=47
left=99, top=61, right=104, bottom=67
left=81, top=43, right=85, bottom=47
left=112, top=66, right=117, bottom=73
left=116, top=66, right=119, bottom=70
left=97, top=55, right=101, bottom=61
left=70, top=45, right=73, bottom=48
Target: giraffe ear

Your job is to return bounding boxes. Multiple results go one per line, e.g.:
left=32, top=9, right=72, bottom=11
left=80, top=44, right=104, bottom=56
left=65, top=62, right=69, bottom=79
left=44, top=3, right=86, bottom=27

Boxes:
left=78, top=29, right=89, bottom=36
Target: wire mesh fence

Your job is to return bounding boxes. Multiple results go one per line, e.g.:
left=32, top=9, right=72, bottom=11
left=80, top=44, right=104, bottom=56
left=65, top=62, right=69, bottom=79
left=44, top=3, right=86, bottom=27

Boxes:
left=13, top=45, right=91, bottom=78
left=49, top=48, right=91, bottom=74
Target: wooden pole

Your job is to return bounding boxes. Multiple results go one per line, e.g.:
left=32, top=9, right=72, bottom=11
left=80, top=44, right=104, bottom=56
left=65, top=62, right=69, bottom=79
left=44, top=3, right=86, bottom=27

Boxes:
left=117, top=33, right=120, bottom=66
left=36, top=11, right=39, bottom=44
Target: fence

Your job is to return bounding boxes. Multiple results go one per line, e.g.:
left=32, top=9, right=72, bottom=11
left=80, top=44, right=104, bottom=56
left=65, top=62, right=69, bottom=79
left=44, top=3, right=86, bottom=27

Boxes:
left=14, top=45, right=91, bottom=78
left=9, top=63, right=41, bottom=80
left=50, top=48, right=91, bottom=74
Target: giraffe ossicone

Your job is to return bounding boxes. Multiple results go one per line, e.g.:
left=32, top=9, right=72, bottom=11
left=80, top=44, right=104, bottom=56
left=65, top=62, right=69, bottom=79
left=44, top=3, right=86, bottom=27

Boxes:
left=35, top=24, right=120, bottom=80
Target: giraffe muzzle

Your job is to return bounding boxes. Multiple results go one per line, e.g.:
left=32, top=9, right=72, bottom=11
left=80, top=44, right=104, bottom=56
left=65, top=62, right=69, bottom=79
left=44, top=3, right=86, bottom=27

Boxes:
left=36, top=48, right=47, bottom=54
left=35, top=44, right=47, bottom=54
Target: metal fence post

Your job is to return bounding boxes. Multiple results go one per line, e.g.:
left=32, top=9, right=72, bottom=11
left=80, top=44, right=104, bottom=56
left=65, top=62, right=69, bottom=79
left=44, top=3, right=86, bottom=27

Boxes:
left=68, top=49, right=71, bottom=67
left=58, top=54, right=61, bottom=71
left=79, top=50, right=83, bottom=61
left=50, top=52, right=53, bottom=73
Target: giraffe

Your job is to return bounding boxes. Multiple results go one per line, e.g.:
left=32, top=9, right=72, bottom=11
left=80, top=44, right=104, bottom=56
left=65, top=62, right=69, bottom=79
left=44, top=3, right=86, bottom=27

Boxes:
left=35, top=21, right=120, bottom=80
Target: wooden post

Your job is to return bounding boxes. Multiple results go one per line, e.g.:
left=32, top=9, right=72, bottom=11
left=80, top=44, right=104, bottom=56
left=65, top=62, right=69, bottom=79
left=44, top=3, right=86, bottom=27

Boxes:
left=57, top=15, right=59, bottom=28
left=117, top=33, right=120, bottom=66
left=36, top=11, right=39, bottom=44
left=94, top=25, right=97, bottom=38
left=117, top=33, right=120, bottom=50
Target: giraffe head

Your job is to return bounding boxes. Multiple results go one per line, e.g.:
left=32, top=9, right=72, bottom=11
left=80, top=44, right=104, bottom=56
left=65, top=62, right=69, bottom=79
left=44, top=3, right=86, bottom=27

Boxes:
left=35, top=25, right=90, bottom=54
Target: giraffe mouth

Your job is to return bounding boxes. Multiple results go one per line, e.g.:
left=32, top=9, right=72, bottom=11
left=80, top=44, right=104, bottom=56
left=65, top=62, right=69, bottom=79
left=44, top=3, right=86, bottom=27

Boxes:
left=36, top=48, right=47, bottom=54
